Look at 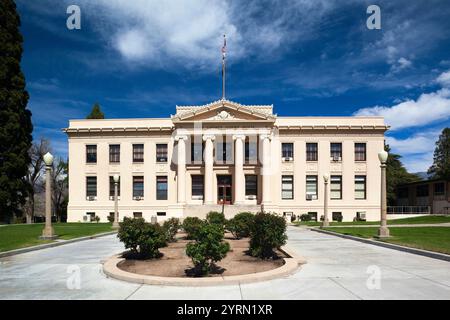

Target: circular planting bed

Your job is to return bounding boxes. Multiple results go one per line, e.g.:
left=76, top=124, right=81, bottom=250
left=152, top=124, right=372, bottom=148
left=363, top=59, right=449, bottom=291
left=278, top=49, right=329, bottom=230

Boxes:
left=103, top=232, right=304, bottom=286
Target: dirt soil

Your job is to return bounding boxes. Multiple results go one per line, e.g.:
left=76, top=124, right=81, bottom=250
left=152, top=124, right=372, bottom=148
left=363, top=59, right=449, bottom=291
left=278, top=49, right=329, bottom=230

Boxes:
left=118, top=232, right=287, bottom=277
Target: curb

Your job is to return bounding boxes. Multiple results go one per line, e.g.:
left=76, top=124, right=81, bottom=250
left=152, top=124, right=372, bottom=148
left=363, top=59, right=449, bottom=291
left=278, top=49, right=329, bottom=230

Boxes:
left=0, top=231, right=118, bottom=258
left=310, top=227, right=450, bottom=262
left=103, top=246, right=305, bottom=287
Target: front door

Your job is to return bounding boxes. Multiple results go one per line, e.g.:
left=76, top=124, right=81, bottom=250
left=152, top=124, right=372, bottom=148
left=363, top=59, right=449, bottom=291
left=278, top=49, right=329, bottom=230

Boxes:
left=217, top=175, right=232, bottom=204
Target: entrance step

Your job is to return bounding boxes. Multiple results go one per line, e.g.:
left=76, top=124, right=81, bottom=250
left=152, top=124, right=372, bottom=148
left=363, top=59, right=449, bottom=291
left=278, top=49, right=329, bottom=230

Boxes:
left=183, top=204, right=261, bottom=219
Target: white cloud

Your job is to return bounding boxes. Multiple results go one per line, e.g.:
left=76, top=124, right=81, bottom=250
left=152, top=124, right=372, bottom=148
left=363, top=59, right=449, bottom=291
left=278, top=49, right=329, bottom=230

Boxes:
left=436, top=70, right=450, bottom=87
left=386, top=131, right=439, bottom=155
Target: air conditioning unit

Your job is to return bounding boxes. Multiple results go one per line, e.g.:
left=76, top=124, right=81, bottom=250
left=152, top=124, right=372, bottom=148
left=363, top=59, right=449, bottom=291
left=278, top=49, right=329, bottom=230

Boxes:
left=86, top=196, right=96, bottom=201
left=246, top=195, right=257, bottom=200
left=109, top=196, right=120, bottom=200
left=357, top=211, right=367, bottom=221
left=134, top=196, right=143, bottom=201
left=332, top=155, right=341, bottom=162
left=282, top=157, right=293, bottom=162
left=83, top=215, right=88, bottom=222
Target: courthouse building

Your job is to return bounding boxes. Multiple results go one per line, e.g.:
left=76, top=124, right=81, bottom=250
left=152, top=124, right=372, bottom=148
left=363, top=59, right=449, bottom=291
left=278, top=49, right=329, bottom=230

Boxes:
left=64, top=99, right=388, bottom=222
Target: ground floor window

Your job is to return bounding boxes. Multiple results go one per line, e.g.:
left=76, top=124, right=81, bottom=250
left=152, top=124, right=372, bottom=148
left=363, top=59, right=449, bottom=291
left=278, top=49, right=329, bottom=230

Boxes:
left=282, top=175, right=294, bottom=199
left=191, top=175, right=204, bottom=200
left=86, top=212, right=95, bottom=222
left=330, top=175, right=342, bottom=199
left=133, top=212, right=142, bottom=218
left=332, top=212, right=343, bottom=221
left=156, top=176, right=168, bottom=200
left=306, top=175, right=318, bottom=200
left=355, top=175, right=366, bottom=199
left=133, top=176, right=144, bottom=199
left=157, top=212, right=166, bottom=216
left=245, top=175, right=257, bottom=198
left=308, top=212, right=318, bottom=221
left=109, top=176, right=121, bottom=198
left=86, top=176, right=97, bottom=198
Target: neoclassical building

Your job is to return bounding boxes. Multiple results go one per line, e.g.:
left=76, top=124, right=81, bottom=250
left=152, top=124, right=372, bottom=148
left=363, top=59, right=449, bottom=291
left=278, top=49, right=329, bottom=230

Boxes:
left=64, top=99, right=388, bottom=222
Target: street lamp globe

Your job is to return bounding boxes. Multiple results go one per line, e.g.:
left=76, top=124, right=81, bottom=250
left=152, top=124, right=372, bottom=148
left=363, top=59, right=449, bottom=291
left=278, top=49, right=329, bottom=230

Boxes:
left=113, top=174, right=120, bottom=183
left=323, top=173, right=329, bottom=183
left=378, top=150, right=388, bottom=164
left=43, top=152, right=54, bottom=166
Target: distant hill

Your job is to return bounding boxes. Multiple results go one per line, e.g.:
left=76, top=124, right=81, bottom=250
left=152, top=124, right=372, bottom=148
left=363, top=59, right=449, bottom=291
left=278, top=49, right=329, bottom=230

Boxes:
left=413, top=172, right=431, bottom=180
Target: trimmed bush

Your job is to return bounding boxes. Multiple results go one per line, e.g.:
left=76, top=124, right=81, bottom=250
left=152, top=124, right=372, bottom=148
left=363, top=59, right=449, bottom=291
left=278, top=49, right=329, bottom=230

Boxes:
left=107, top=215, right=114, bottom=223
left=94, top=216, right=100, bottom=223
left=186, top=223, right=230, bottom=275
left=163, top=217, right=180, bottom=242
left=300, top=214, right=311, bottom=222
left=182, top=217, right=204, bottom=240
left=206, top=211, right=226, bottom=226
left=117, top=217, right=167, bottom=259
left=226, top=212, right=255, bottom=239
left=249, top=212, right=287, bottom=259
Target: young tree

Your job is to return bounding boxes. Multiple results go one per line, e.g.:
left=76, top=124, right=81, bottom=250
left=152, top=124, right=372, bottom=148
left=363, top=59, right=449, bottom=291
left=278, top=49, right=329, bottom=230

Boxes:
left=428, top=128, right=450, bottom=180
left=0, top=0, right=33, bottom=223
left=86, top=103, right=105, bottom=119
left=385, top=145, right=420, bottom=205
left=51, top=158, right=68, bottom=222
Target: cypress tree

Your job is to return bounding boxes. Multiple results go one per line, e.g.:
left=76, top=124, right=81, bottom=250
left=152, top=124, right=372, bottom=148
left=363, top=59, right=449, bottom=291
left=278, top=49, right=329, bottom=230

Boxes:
left=428, top=128, right=450, bottom=180
left=0, top=0, right=33, bottom=223
left=86, top=102, right=105, bottom=119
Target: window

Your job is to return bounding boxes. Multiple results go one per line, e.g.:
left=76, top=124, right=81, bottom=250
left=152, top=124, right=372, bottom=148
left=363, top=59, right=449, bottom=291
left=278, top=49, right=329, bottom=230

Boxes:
left=398, top=187, right=408, bottom=198
left=133, top=176, right=144, bottom=199
left=306, top=175, right=318, bottom=199
left=306, top=143, right=318, bottom=161
left=191, top=175, right=204, bottom=200
left=245, top=175, right=258, bottom=197
left=330, top=175, right=342, bottom=199
left=156, top=144, right=168, bottom=162
left=282, top=175, right=294, bottom=199
left=109, top=176, right=121, bottom=198
left=416, top=185, right=429, bottom=197
left=191, top=141, right=203, bottom=163
left=86, top=212, right=95, bottom=222
left=282, top=143, right=294, bottom=159
left=86, top=145, right=97, bottom=163
left=216, top=140, right=232, bottom=163
left=109, top=144, right=120, bottom=163
left=157, top=212, right=166, bottom=216
left=330, top=143, right=342, bottom=160
left=133, top=212, right=142, bottom=219
left=133, top=144, right=144, bottom=163
left=332, top=212, right=343, bottom=221
left=434, top=182, right=445, bottom=196
left=355, top=175, right=366, bottom=199
left=308, top=212, right=318, bottom=221
left=109, top=212, right=114, bottom=221
left=355, top=143, right=366, bottom=161
left=156, top=176, right=168, bottom=200
left=245, top=140, right=258, bottom=163
left=86, top=177, right=97, bottom=197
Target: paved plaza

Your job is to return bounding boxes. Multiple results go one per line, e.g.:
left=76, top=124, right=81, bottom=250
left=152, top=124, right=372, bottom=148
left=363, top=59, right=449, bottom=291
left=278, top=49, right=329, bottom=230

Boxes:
left=0, top=226, right=449, bottom=300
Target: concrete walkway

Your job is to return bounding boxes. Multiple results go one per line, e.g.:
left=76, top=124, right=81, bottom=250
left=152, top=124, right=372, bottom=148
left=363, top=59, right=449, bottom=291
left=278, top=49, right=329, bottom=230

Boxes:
left=0, top=227, right=449, bottom=300
left=326, top=223, right=450, bottom=228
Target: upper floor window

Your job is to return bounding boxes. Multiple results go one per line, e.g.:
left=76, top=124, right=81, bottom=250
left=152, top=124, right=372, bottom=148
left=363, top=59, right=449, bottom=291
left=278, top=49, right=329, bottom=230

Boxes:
left=216, top=141, right=232, bottom=163
left=109, top=176, right=121, bottom=198
left=156, top=144, right=168, bottom=163
left=191, top=141, right=203, bottom=164
left=245, top=140, right=258, bottom=164
left=133, top=176, right=144, bottom=199
left=355, top=175, right=366, bottom=199
left=416, top=185, right=429, bottom=197
left=156, top=176, right=168, bottom=200
left=86, top=145, right=97, bottom=163
left=306, top=143, right=318, bottom=161
left=330, top=143, right=342, bottom=161
left=434, top=182, right=445, bottom=196
left=86, top=176, right=97, bottom=198
left=245, top=175, right=258, bottom=198
left=355, top=143, right=366, bottom=161
left=306, top=175, right=318, bottom=199
left=330, top=175, right=342, bottom=199
left=109, top=144, right=120, bottom=163
left=133, top=144, right=144, bottom=163
left=282, top=143, right=294, bottom=159
left=191, top=175, right=204, bottom=200
left=282, top=175, right=294, bottom=200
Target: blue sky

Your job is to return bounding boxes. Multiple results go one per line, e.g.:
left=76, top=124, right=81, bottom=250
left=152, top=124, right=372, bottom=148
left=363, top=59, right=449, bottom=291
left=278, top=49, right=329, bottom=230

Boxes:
left=16, top=0, right=450, bottom=172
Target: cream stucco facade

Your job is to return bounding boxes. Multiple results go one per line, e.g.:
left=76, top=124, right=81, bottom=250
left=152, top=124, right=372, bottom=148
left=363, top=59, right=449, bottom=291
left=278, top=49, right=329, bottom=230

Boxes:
left=64, top=99, right=388, bottom=222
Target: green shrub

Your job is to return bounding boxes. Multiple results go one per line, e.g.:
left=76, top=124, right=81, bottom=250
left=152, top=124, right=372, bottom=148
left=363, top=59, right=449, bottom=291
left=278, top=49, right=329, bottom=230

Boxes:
left=163, top=217, right=180, bottom=242
left=249, top=212, right=287, bottom=259
left=94, top=216, right=100, bottom=223
left=206, top=211, right=226, bottom=226
left=118, top=217, right=167, bottom=259
left=226, top=212, right=255, bottom=239
left=300, top=214, right=311, bottom=222
left=186, top=223, right=230, bottom=275
left=107, top=215, right=114, bottom=223
left=182, top=217, right=204, bottom=240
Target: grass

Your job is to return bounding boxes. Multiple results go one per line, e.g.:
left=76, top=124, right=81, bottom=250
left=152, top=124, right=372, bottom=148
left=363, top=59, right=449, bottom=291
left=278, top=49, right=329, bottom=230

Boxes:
left=294, top=215, right=450, bottom=227
left=323, top=227, right=450, bottom=255
left=0, top=223, right=114, bottom=252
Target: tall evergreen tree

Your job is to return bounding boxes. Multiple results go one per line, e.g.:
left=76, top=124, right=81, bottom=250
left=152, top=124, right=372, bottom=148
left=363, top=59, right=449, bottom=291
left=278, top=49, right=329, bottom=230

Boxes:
left=0, top=0, right=33, bottom=223
left=385, top=145, right=420, bottom=205
left=86, top=102, right=105, bottom=119
left=428, top=127, right=450, bottom=180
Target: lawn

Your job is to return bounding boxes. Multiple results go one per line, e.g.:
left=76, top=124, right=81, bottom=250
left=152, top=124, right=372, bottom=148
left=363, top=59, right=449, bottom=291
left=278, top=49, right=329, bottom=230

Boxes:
left=294, top=215, right=450, bottom=227
left=323, top=227, right=450, bottom=255
left=0, top=223, right=114, bottom=252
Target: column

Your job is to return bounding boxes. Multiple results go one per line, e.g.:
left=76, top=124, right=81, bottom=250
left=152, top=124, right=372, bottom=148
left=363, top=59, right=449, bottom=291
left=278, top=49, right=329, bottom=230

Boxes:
left=233, top=134, right=245, bottom=204
left=203, top=134, right=215, bottom=204
left=175, top=135, right=188, bottom=204
left=260, top=134, right=272, bottom=206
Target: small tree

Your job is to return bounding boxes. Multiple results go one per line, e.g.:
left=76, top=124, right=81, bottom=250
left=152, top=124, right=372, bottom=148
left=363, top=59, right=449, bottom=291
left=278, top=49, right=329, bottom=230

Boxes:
left=225, top=212, right=254, bottom=239
left=206, top=211, right=226, bottom=226
left=182, top=217, right=204, bottom=240
left=86, top=103, right=105, bottom=119
left=94, top=216, right=100, bottom=223
left=249, top=212, right=287, bottom=259
left=186, top=223, right=230, bottom=275
left=162, top=217, right=180, bottom=242
left=299, top=214, right=311, bottom=222
left=428, top=128, right=450, bottom=180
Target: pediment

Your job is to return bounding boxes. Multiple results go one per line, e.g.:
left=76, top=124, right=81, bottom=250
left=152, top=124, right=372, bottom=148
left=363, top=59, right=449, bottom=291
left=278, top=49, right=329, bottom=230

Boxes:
left=171, top=99, right=276, bottom=122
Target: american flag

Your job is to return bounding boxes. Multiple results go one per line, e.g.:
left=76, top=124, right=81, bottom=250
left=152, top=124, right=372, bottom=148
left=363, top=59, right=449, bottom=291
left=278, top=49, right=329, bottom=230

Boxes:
left=222, top=34, right=226, bottom=59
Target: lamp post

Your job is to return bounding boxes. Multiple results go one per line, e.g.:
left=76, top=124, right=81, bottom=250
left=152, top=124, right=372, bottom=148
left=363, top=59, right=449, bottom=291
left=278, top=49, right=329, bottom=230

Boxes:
left=377, top=150, right=390, bottom=238
left=40, top=152, right=57, bottom=239
left=112, top=174, right=120, bottom=229
left=321, top=173, right=330, bottom=228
